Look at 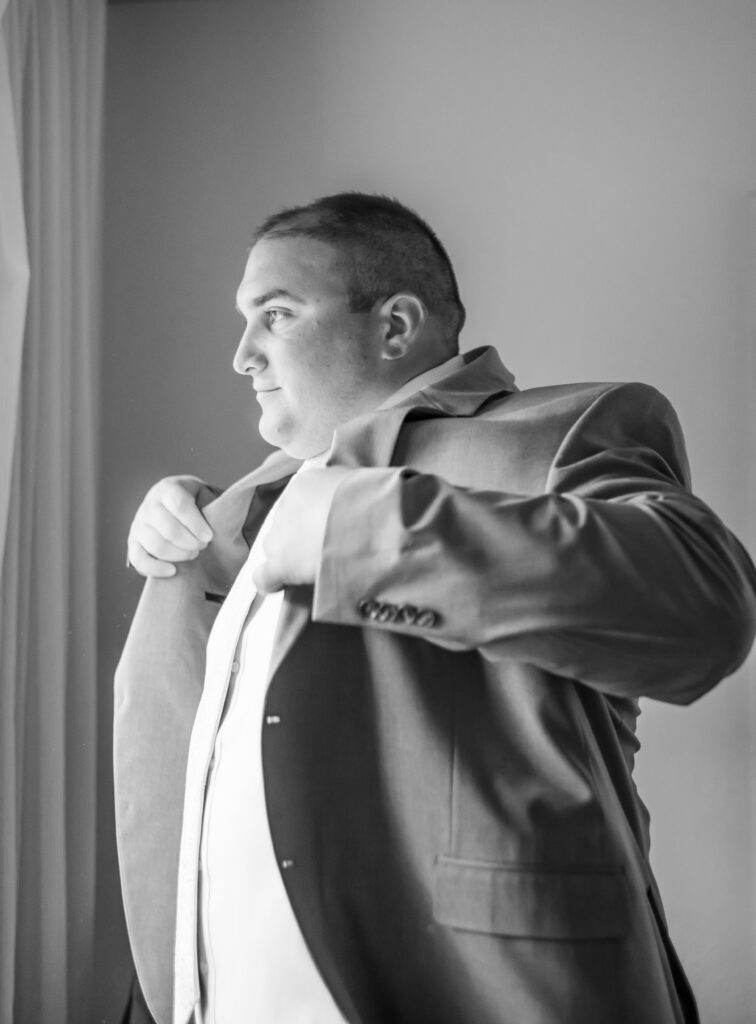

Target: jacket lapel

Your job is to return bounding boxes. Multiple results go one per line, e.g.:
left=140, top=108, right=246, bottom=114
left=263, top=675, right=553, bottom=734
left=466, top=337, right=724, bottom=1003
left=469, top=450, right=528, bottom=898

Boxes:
left=198, top=448, right=301, bottom=595
left=115, top=447, right=301, bottom=1024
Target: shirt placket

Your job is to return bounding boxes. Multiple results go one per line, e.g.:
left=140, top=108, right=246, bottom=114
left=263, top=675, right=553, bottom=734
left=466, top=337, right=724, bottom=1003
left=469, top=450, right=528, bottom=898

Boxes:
left=173, top=557, right=259, bottom=1024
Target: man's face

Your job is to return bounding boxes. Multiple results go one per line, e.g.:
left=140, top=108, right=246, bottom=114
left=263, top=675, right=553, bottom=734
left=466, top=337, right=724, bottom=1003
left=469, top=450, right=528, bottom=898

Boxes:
left=234, top=236, right=391, bottom=458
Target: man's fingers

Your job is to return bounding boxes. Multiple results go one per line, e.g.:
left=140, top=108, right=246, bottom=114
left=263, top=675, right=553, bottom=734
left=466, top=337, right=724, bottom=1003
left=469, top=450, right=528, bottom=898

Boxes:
left=126, top=540, right=178, bottom=578
left=161, top=487, right=214, bottom=543
left=146, top=503, right=208, bottom=553
left=132, top=524, right=202, bottom=564
left=125, top=475, right=215, bottom=578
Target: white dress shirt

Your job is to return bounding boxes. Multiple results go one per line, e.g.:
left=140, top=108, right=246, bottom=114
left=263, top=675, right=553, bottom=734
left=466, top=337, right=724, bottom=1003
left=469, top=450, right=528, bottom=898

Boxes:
left=173, top=354, right=464, bottom=1024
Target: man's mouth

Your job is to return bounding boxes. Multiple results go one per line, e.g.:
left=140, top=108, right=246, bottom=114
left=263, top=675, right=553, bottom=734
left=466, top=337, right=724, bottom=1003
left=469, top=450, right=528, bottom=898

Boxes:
left=255, top=386, right=281, bottom=394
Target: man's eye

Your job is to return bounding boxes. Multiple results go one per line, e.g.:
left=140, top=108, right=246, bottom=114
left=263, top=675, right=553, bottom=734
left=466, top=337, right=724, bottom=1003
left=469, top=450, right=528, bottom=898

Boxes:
left=265, top=308, right=290, bottom=325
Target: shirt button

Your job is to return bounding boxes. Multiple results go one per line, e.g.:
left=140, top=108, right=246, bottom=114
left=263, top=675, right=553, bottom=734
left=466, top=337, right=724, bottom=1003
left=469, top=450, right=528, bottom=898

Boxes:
left=230, top=661, right=240, bottom=673
left=199, top=961, right=209, bottom=975
left=266, top=715, right=281, bottom=725
left=281, top=858, right=295, bottom=870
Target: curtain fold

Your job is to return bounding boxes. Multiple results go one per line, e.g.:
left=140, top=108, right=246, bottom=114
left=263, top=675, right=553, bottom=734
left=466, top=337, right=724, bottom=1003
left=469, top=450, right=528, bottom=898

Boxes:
left=0, top=2, right=105, bottom=1021
left=0, top=5, right=30, bottom=1021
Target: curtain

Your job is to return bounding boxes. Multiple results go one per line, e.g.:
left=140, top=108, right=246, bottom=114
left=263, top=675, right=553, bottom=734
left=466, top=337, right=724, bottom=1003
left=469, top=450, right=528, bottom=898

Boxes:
left=0, top=1, right=105, bottom=1021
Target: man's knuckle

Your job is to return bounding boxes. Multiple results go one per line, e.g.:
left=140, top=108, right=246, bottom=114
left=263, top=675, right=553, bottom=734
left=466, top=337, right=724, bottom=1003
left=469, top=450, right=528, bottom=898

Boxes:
left=162, top=520, right=184, bottom=545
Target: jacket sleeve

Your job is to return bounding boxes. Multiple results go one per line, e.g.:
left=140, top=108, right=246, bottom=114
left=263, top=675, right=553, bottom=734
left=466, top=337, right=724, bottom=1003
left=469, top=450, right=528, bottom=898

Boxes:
left=312, top=383, right=756, bottom=704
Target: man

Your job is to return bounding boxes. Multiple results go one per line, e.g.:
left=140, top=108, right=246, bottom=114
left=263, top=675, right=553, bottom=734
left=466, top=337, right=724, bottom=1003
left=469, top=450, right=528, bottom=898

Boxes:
left=115, top=192, right=756, bottom=1024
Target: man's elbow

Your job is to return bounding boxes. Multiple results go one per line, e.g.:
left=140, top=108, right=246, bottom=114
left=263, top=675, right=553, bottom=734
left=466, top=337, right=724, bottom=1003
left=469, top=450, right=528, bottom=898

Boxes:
left=712, top=597, right=756, bottom=678
left=671, top=593, right=756, bottom=707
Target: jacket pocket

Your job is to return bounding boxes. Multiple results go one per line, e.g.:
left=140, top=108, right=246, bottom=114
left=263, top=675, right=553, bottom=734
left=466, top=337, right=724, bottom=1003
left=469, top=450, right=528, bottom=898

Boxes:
left=433, top=856, right=630, bottom=940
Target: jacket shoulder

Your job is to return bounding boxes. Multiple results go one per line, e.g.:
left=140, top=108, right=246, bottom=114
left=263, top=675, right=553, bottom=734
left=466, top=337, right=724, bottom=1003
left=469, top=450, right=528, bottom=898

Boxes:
left=480, top=380, right=673, bottom=423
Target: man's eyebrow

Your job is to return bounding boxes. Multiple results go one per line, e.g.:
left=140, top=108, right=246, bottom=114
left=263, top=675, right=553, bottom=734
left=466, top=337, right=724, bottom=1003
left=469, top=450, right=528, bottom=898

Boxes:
left=235, top=288, right=305, bottom=317
left=250, top=288, right=305, bottom=308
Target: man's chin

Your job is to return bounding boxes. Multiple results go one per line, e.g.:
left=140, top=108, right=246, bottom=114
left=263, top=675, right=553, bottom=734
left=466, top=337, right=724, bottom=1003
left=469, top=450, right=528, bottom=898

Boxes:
left=259, top=420, right=303, bottom=459
left=258, top=414, right=332, bottom=460
left=279, top=440, right=328, bottom=460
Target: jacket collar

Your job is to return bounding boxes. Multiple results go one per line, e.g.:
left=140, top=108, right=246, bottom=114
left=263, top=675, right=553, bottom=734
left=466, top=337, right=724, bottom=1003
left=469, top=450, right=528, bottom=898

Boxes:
left=326, top=345, right=517, bottom=470
left=416, top=345, right=517, bottom=415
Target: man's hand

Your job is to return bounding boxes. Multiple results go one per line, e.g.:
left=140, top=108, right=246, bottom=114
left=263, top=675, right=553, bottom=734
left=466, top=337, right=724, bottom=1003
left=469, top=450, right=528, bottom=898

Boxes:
left=250, top=467, right=351, bottom=595
left=127, top=475, right=215, bottom=577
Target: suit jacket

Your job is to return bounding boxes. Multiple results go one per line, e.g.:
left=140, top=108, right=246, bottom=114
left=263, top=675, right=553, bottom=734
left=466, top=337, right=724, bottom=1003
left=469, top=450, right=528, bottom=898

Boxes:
left=114, top=346, right=756, bottom=1024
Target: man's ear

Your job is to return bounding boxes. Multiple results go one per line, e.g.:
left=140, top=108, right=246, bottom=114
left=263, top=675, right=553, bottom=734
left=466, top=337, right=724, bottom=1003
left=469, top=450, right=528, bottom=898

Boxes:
left=378, top=294, right=427, bottom=360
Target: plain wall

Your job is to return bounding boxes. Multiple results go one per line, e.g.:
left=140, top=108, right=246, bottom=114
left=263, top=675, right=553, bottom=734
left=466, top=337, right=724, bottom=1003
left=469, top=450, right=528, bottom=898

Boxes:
left=98, top=2, right=756, bottom=1021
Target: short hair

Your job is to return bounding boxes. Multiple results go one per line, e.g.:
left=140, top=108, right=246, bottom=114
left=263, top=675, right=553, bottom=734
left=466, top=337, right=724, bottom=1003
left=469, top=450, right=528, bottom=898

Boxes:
left=251, top=192, right=466, bottom=345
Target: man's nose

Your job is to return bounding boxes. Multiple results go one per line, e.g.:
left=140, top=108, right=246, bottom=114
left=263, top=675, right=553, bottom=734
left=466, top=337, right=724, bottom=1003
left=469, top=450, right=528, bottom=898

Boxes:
left=233, top=326, right=267, bottom=376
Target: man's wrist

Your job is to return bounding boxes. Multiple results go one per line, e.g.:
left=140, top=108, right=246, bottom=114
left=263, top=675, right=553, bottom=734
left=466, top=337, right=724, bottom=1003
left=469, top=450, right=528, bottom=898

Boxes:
left=298, top=466, right=354, bottom=569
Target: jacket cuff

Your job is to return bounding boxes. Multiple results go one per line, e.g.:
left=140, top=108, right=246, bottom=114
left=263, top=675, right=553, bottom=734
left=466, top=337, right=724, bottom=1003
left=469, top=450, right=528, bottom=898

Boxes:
left=313, top=467, right=445, bottom=637
left=314, top=468, right=402, bottom=624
